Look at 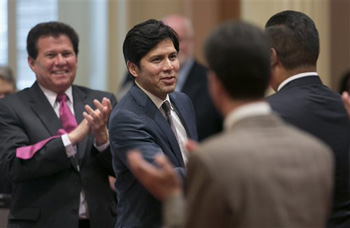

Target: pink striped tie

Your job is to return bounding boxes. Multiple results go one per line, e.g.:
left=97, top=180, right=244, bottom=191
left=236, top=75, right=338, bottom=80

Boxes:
left=57, top=94, right=77, bottom=133
left=16, top=94, right=77, bottom=159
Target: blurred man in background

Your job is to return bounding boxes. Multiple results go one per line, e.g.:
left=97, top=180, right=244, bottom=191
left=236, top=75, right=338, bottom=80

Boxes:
left=0, top=65, right=16, bottom=227
left=0, top=65, right=16, bottom=98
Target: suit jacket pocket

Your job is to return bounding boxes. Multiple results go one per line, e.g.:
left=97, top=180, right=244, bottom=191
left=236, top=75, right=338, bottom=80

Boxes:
left=9, top=207, right=40, bottom=221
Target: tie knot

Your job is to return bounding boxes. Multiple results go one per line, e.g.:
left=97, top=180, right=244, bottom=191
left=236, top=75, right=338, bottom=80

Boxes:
left=57, top=94, right=67, bottom=102
left=162, top=101, right=171, bottom=116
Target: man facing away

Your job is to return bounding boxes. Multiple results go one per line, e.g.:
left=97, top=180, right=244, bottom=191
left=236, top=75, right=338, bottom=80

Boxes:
left=265, top=11, right=350, bottom=228
left=127, top=20, right=334, bottom=228
left=108, top=19, right=197, bottom=227
left=0, top=22, right=117, bottom=228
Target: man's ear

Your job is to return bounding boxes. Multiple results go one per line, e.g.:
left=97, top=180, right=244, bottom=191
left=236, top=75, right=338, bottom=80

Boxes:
left=127, top=61, right=139, bottom=78
left=270, top=48, right=278, bottom=68
left=28, top=56, right=36, bottom=72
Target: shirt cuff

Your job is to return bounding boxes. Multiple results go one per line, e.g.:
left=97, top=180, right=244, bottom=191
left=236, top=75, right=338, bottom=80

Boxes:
left=94, top=140, right=110, bottom=152
left=61, top=134, right=76, bottom=157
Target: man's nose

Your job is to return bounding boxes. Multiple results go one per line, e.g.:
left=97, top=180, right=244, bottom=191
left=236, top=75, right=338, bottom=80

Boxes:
left=163, top=58, right=174, bottom=71
left=55, top=54, right=65, bottom=64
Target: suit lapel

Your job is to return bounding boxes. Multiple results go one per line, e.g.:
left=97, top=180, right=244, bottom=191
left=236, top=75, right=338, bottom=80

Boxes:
left=72, top=86, right=91, bottom=165
left=130, top=85, right=185, bottom=166
left=28, top=82, right=62, bottom=136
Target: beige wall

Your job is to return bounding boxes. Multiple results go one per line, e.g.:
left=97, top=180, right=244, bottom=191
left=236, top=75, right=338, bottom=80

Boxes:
left=331, top=0, right=350, bottom=92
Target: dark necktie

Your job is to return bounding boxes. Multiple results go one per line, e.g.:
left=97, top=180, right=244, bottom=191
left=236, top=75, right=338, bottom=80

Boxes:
left=162, top=100, right=178, bottom=139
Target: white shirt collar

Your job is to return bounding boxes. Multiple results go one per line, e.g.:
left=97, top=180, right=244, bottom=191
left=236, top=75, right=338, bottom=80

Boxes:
left=38, top=83, right=74, bottom=107
left=277, top=72, right=318, bottom=91
left=224, top=101, right=272, bottom=131
left=135, top=80, right=171, bottom=109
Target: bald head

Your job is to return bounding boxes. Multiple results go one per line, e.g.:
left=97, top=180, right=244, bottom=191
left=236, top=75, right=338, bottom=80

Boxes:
left=162, top=14, right=194, bottom=65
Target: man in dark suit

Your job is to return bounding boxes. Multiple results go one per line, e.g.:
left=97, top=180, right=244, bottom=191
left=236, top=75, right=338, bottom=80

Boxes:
left=0, top=22, right=117, bottom=228
left=127, top=21, right=333, bottom=228
left=119, top=15, right=222, bottom=141
left=265, top=10, right=350, bottom=228
left=108, top=19, right=198, bottom=227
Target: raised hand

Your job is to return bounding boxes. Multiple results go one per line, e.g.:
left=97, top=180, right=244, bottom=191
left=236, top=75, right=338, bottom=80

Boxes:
left=342, top=91, right=350, bottom=118
left=83, top=97, right=112, bottom=145
left=127, top=150, right=182, bottom=201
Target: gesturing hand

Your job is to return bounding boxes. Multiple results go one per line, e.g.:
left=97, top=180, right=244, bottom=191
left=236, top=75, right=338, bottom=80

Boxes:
left=83, top=97, right=112, bottom=145
left=127, top=150, right=182, bottom=201
left=342, top=91, right=350, bottom=118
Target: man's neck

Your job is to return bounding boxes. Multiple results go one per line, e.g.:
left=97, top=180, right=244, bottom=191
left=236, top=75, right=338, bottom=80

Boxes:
left=273, top=66, right=317, bottom=91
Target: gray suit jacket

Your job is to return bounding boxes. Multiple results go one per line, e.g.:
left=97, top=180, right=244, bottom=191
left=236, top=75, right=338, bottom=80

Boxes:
left=166, top=113, right=333, bottom=228
left=0, top=82, right=117, bottom=228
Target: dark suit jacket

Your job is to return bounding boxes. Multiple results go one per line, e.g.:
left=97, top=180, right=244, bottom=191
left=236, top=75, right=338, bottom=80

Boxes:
left=0, top=82, right=118, bottom=228
left=109, top=84, right=198, bottom=228
left=120, top=60, right=222, bottom=141
left=267, top=76, right=350, bottom=228
left=181, top=61, right=222, bottom=141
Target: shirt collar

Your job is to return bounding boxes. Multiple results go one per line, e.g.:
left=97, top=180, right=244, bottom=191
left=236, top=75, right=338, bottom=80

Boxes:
left=135, top=80, right=171, bottom=109
left=224, top=101, right=272, bottom=131
left=38, top=84, right=73, bottom=107
left=278, top=72, right=318, bottom=91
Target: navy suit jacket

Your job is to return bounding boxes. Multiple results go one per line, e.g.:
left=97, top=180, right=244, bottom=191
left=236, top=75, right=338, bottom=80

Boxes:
left=109, top=84, right=198, bottom=228
left=267, top=76, right=350, bottom=228
left=0, top=82, right=117, bottom=228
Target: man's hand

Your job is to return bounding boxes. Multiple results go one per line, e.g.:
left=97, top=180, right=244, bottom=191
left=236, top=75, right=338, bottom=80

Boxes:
left=186, top=139, right=198, bottom=153
left=68, top=119, right=90, bottom=145
left=342, top=91, right=350, bottom=118
left=83, top=97, right=112, bottom=145
left=127, top=150, right=182, bottom=201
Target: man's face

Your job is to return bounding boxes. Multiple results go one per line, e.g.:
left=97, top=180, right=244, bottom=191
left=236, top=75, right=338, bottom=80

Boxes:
left=0, top=78, right=15, bottom=98
left=28, top=34, right=77, bottom=94
left=132, top=39, right=180, bottom=100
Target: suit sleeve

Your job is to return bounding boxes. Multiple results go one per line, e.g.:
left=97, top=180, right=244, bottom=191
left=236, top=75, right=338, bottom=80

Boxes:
left=0, top=99, right=72, bottom=183
left=109, top=109, right=185, bottom=178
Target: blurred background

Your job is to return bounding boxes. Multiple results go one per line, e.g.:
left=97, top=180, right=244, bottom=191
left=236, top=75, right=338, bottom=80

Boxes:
left=0, top=0, right=349, bottom=95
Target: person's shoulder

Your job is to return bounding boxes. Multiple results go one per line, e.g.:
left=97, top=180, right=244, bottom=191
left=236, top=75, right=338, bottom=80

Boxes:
left=192, top=60, right=208, bottom=71
left=73, top=84, right=116, bottom=100
left=0, top=87, right=31, bottom=104
left=170, top=91, right=191, bottom=102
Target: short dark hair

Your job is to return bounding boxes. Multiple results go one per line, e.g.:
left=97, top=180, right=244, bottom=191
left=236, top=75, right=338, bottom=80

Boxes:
left=204, top=21, right=270, bottom=99
left=265, top=10, right=319, bottom=70
left=123, top=19, right=179, bottom=68
left=27, top=21, right=79, bottom=59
